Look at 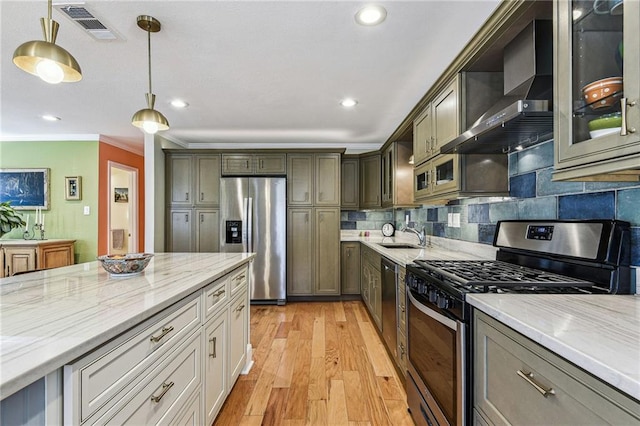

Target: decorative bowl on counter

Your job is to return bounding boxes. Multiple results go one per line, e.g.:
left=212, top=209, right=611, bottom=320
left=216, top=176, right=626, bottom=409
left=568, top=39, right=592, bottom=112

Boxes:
left=582, top=77, right=623, bottom=110
left=97, top=253, right=154, bottom=276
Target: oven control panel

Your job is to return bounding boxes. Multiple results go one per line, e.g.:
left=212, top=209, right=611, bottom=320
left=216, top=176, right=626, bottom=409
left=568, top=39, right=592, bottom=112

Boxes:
left=526, top=225, right=554, bottom=241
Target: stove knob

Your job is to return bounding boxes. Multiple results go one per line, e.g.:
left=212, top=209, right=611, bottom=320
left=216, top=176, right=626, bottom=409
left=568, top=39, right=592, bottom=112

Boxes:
left=436, top=294, right=450, bottom=309
left=428, top=289, right=438, bottom=303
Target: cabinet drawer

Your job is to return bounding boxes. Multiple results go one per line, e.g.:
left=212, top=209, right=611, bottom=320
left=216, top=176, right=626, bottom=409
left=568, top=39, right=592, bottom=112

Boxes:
left=170, top=389, right=201, bottom=426
left=92, top=330, right=201, bottom=425
left=397, top=329, right=407, bottom=377
left=229, top=265, right=248, bottom=297
left=66, top=296, right=201, bottom=423
left=475, top=312, right=640, bottom=425
left=203, top=276, right=228, bottom=320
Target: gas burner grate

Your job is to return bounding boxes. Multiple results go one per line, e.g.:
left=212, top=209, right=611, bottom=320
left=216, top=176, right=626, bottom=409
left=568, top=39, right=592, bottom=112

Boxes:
left=413, top=259, right=594, bottom=287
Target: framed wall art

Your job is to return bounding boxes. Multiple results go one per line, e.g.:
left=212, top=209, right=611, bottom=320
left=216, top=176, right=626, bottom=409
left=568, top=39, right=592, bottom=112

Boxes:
left=0, top=168, right=50, bottom=209
left=114, top=187, right=129, bottom=203
left=65, top=176, right=82, bottom=200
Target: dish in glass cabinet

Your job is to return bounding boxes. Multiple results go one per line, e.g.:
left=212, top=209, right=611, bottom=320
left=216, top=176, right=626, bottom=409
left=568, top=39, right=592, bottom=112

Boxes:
left=589, top=127, right=621, bottom=139
left=97, top=253, right=154, bottom=277
left=582, top=77, right=623, bottom=110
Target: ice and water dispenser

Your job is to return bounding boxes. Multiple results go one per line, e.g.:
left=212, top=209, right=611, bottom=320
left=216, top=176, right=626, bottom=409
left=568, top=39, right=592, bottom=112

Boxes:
left=225, top=220, right=242, bottom=244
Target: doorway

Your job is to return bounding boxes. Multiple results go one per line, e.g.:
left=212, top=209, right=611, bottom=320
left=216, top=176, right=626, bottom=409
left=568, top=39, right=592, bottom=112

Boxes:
left=108, top=162, right=138, bottom=254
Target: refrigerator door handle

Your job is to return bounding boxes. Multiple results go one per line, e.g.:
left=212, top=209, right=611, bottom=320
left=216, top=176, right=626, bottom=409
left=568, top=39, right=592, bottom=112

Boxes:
left=246, top=197, right=253, bottom=252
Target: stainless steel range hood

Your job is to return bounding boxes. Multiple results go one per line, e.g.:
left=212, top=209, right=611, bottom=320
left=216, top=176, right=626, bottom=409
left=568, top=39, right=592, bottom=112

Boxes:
left=441, top=20, right=553, bottom=155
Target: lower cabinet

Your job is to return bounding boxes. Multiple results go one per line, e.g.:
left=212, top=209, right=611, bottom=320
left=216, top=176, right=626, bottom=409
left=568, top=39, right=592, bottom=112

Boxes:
left=341, top=242, right=360, bottom=294
left=63, top=263, right=250, bottom=426
left=167, top=208, right=219, bottom=252
left=287, top=207, right=340, bottom=296
left=396, top=266, right=407, bottom=377
left=203, top=311, right=227, bottom=426
left=474, top=310, right=640, bottom=425
left=360, top=245, right=382, bottom=329
left=0, top=239, right=75, bottom=277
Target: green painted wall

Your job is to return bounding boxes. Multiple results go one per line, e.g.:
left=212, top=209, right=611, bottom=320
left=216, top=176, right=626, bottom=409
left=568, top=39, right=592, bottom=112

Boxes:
left=0, top=141, right=99, bottom=263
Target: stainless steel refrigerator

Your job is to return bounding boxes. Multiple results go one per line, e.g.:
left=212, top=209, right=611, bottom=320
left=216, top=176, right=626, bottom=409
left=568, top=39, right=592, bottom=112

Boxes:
left=219, top=177, right=286, bottom=304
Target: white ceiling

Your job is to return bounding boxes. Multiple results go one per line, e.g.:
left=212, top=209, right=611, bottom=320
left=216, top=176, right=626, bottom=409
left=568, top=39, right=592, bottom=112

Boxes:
left=0, top=0, right=500, bottom=154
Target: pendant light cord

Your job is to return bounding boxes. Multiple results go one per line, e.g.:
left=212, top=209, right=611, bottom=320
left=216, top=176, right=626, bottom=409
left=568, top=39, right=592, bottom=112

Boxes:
left=147, top=28, right=152, bottom=95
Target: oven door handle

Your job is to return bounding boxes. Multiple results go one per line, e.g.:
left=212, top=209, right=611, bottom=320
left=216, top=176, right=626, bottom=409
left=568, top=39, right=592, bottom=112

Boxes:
left=408, top=290, right=458, bottom=330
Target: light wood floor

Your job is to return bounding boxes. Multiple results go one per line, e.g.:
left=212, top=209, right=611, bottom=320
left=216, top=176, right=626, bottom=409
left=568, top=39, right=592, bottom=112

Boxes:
left=214, top=301, right=414, bottom=425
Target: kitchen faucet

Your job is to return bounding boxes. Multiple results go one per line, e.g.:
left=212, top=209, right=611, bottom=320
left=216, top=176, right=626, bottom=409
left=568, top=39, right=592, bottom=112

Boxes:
left=401, top=224, right=427, bottom=247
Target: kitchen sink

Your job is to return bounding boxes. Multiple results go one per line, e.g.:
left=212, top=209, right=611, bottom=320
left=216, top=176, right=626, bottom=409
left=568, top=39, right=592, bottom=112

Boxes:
left=377, top=243, right=422, bottom=249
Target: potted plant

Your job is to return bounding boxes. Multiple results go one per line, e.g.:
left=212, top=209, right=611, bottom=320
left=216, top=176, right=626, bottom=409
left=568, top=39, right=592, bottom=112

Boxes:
left=0, top=202, right=26, bottom=238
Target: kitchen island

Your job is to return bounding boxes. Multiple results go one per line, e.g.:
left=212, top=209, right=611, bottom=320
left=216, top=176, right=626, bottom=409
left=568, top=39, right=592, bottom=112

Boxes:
left=0, top=252, right=255, bottom=424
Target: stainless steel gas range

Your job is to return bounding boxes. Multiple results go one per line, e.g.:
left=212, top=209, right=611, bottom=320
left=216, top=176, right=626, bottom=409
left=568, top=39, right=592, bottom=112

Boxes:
left=405, top=220, right=632, bottom=426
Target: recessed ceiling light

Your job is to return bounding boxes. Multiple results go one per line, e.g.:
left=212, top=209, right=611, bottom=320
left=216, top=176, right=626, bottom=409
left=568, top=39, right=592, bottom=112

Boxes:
left=355, top=5, right=387, bottom=26
left=171, top=99, right=189, bottom=108
left=340, top=98, right=358, bottom=107
left=42, top=114, right=61, bottom=121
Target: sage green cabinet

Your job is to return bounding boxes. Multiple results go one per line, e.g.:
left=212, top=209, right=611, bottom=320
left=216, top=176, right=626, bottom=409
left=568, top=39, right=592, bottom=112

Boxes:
left=341, top=157, right=359, bottom=209
left=341, top=242, right=360, bottom=295
left=412, top=75, right=461, bottom=165
left=553, top=0, right=640, bottom=181
left=413, top=104, right=433, bottom=166
left=287, top=154, right=313, bottom=206
left=314, top=208, right=340, bottom=295
left=360, top=245, right=382, bottom=330
left=314, top=154, right=341, bottom=206
left=382, top=141, right=416, bottom=208
left=167, top=208, right=220, bottom=253
left=287, top=209, right=314, bottom=295
left=474, top=310, right=640, bottom=425
left=221, top=153, right=286, bottom=175
left=288, top=153, right=340, bottom=206
left=287, top=207, right=340, bottom=296
left=167, top=154, right=220, bottom=207
left=166, top=153, right=221, bottom=252
left=414, top=154, right=508, bottom=204
left=359, top=153, right=381, bottom=209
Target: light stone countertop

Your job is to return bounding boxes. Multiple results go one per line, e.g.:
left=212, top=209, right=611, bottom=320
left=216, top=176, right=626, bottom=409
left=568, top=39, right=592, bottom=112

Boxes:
left=467, top=294, right=640, bottom=401
left=341, top=230, right=497, bottom=265
left=0, top=252, right=255, bottom=400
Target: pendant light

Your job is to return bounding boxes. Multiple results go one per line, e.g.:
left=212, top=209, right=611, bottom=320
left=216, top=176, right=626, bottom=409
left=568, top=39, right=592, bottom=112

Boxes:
left=13, top=0, right=82, bottom=84
left=131, top=15, right=169, bottom=134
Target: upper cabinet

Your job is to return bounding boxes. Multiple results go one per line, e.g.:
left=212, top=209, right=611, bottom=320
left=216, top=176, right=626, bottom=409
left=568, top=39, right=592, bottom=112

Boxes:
left=359, top=153, right=381, bottom=209
left=382, top=141, right=416, bottom=208
left=341, top=156, right=359, bottom=209
left=413, top=76, right=460, bottom=163
left=221, top=153, right=286, bottom=176
left=287, top=153, right=340, bottom=206
left=554, top=0, right=640, bottom=180
left=167, top=154, right=220, bottom=207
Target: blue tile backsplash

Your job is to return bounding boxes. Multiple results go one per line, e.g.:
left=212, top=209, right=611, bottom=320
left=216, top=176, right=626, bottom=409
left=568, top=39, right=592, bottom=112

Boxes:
left=340, top=140, right=640, bottom=266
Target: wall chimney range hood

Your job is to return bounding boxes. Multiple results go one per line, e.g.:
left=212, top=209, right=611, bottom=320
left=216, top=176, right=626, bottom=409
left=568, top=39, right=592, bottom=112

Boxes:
left=441, top=20, right=554, bottom=155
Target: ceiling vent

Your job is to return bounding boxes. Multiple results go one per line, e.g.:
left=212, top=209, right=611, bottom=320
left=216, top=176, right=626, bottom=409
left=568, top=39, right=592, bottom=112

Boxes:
left=54, top=3, right=121, bottom=41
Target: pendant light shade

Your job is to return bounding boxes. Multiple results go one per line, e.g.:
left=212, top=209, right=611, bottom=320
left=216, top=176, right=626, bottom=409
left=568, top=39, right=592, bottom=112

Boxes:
left=12, top=0, right=82, bottom=84
left=131, top=15, right=169, bottom=134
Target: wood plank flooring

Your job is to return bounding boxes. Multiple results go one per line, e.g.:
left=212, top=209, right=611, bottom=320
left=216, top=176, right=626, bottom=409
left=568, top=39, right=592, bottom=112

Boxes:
left=214, top=301, right=414, bottom=425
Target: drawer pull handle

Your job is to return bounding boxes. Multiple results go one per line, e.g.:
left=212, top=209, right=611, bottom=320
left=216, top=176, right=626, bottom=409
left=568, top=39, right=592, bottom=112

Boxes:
left=213, top=289, right=225, bottom=298
left=236, top=304, right=246, bottom=312
left=516, top=370, right=555, bottom=397
left=209, top=337, right=217, bottom=358
left=150, top=326, right=174, bottom=343
left=150, top=381, right=174, bottom=403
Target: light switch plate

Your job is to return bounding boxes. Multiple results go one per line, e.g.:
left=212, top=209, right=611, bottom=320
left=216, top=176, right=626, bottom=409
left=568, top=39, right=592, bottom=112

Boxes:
left=83, top=206, right=90, bottom=215
left=452, top=213, right=461, bottom=228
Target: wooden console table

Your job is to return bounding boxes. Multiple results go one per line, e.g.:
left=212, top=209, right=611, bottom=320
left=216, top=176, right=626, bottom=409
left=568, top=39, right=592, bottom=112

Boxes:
left=0, top=239, right=75, bottom=277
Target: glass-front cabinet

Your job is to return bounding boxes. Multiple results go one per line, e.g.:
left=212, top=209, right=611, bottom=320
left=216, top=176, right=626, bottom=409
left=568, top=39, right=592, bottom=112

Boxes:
left=554, top=0, right=640, bottom=180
